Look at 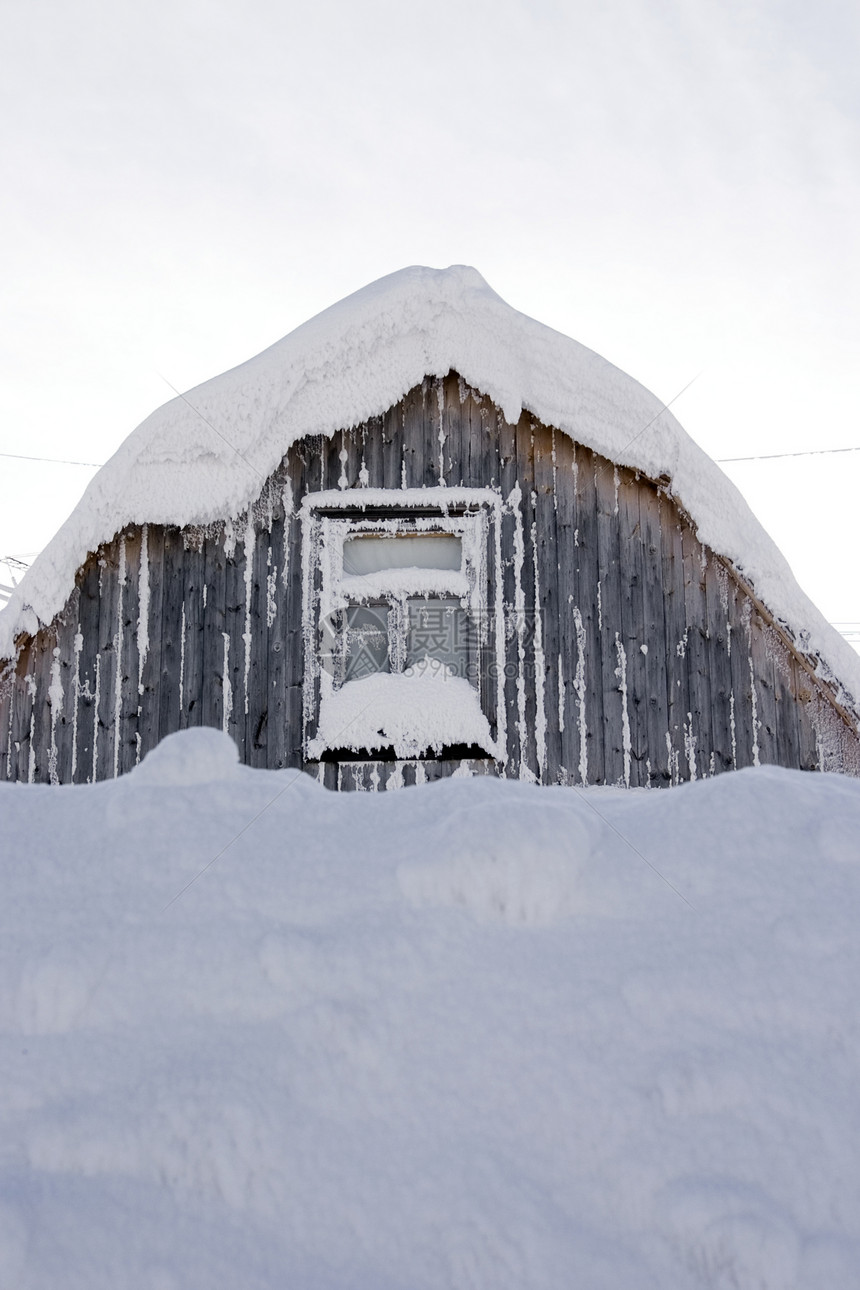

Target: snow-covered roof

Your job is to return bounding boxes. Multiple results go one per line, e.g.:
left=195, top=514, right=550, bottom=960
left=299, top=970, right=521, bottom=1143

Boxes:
left=2, top=264, right=858, bottom=707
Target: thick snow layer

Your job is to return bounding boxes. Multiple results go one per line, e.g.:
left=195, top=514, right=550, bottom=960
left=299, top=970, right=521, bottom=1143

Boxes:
left=2, top=727, right=860, bottom=1288
left=2, top=265, right=858, bottom=706
left=310, top=663, right=498, bottom=759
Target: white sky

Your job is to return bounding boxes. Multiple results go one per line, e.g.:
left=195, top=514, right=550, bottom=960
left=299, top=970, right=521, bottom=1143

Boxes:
left=2, top=0, right=858, bottom=644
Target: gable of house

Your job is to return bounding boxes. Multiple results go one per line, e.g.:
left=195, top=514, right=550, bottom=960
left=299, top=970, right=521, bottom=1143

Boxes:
left=3, top=371, right=858, bottom=789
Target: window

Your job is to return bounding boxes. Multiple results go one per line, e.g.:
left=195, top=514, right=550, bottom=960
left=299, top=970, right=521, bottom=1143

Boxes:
left=301, top=489, right=504, bottom=761
left=333, top=533, right=473, bottom=683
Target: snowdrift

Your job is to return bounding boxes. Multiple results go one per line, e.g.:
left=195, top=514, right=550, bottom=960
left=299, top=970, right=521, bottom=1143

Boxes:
left=1, top=728, right=860, bottom=1288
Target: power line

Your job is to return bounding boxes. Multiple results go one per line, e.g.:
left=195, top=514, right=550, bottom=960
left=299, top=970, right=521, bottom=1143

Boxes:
left=156, top=372, right=265, bottom=484
left=717, top=445, right=860, bottom=464
left=5, top=442, right=860, bottom=472
left=1, top=450, right=102, bottom=467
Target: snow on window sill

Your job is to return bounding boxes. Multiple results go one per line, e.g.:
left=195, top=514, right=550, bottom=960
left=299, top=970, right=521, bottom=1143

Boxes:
left=308, top=662, right=500, bottom=761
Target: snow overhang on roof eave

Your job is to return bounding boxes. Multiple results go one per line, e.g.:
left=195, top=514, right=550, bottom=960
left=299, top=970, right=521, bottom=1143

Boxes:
left=1, top=264, right=859, bottom=714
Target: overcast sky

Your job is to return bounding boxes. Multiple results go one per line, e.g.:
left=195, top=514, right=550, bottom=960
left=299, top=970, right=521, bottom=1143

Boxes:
left=2, top=0, right=858, bottom=641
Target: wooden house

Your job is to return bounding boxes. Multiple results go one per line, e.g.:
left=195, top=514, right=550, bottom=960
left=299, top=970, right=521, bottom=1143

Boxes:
left=2, top=266, right=859, bottom=789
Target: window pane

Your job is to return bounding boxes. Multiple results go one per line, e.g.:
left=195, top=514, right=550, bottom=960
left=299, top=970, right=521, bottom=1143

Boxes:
left=343, top=534, right=462, bottom=576
left=406, top=599, right=474, bottom=680
left=344, top=605, right=390, bottom=681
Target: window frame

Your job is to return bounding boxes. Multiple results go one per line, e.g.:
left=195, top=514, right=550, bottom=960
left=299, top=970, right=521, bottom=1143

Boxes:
left=300, top=487, right=505, bottom=761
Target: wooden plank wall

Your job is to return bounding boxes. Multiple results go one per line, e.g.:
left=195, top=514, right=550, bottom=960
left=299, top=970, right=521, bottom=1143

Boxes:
left=2, top=372, right=860, bottom=788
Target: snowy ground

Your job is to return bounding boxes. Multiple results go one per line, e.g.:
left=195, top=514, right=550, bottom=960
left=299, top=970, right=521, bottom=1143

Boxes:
left=1, top=729, right=859, bottom=1289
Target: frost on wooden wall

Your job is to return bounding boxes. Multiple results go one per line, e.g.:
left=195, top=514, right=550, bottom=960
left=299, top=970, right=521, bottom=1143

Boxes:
left=1, top=375, right=859, bottom=789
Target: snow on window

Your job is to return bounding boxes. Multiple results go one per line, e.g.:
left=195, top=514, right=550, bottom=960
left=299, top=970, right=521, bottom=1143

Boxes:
left=313, top=666, right=494, bottom=761
left=302, top=488, right=504, bottom=760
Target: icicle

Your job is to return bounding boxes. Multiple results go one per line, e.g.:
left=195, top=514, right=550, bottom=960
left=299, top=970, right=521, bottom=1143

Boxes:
left=243, top=516, right=255, bottom=716
left=665, top=730, right=679, bottom=786
left=179, top=603, right=186, bottom=713
left=749, top=655, right=760, bottom=766
left=266, top=545, right=278, bottom=628
left=262, top=482, right=275, bottom=534
left=28, top=710, right=36, bottom=784
left=729, top=691, right=737, bottom=767
left=359, top=458, right=369, bottom=488
left=557, top=651, right=566, bottom=734
left=281, top=480, right=293, bottom=589
left=572, top=606, right=588, bottom=786
left=137, top=524, right=150, bottom=694
left=551, top=428, right=558, bottom=512
left=437, top=380, right=446, bottom=487
left=683, top=713, right=698, bottom=781
left=338, top=442, right=348, bottom=490
left=528, top=505, right=549, bottom=784
left=48, top=648, right=63, bottom=786
left=113, top=536, right=126, bottom=778
left=597, top=581, right=602, bottom=630
left=615, top=633, right=631, bottom=788
left=531, top=513, right=547, bottom=783
left=71, top=630, right=83, bottom=780
left=91, top=654, right=100, bottom=784
left=414, top=761, right=427, bottom=785
left=508, top=484, right=533, bottom=782
left=222, top=632, right=233, bottom=732
left=223, top=518, right=236, bottom=558
left=493, top=499, right=508, bottom=767
left=613, top=466, right=620, bottom=515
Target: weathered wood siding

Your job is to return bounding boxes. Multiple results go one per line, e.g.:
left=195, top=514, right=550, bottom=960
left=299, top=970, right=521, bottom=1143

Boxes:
left=2, top=372, right=859, bottom=788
